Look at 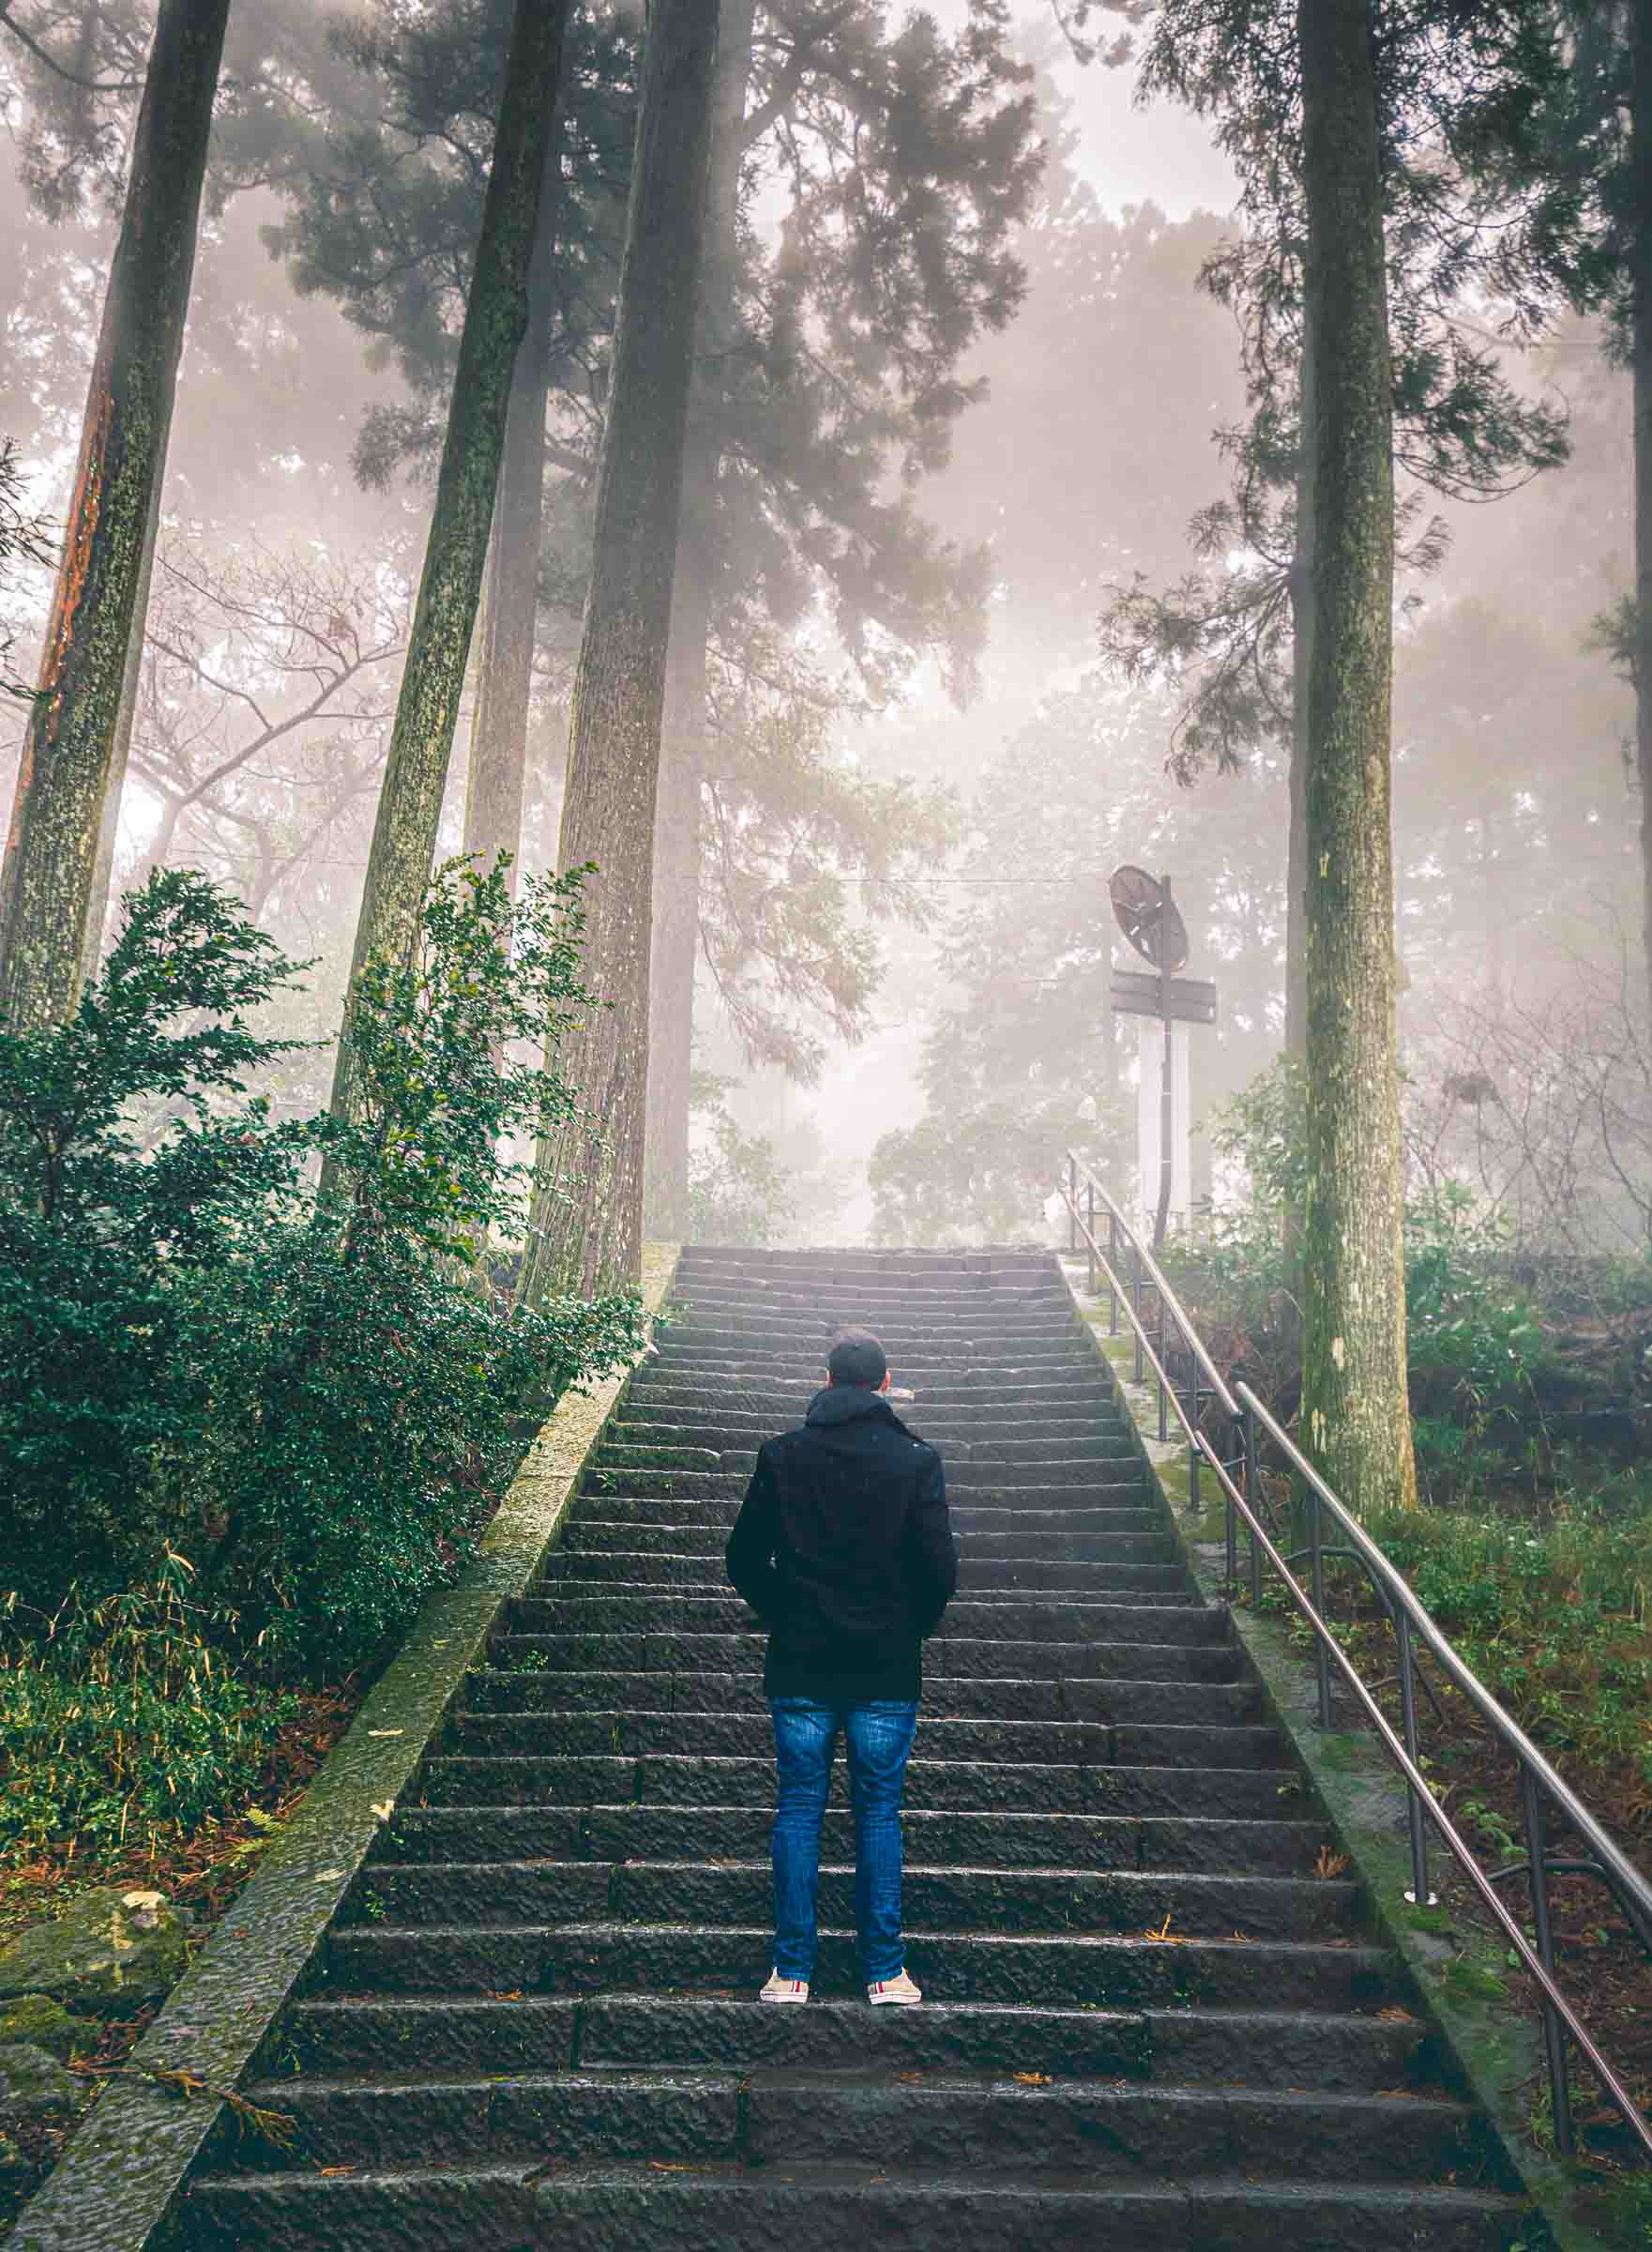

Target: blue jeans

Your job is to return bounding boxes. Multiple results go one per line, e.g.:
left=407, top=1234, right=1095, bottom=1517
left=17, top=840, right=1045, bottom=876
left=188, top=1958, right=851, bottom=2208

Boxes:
left=768, top=1697, right=918, bottom=1983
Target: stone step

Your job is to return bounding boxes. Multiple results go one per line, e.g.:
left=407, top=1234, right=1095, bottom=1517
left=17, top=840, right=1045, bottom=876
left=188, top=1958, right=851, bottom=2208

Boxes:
left=568, top=1486, right=1157, bottom=1523
left=608, top=1413, right=1134, bottom=1447
left=464, top=1675, right=1251, bottom=1730
left=188, top=2158, right=1523, bottom=2252
left=341, top=1859, right=1358, bottom=1942
left=416, top=1755, right=1300, bottom=1818
left=450, top=1691, right=1259, bottom=1753
left=278, top=1991, right=1428, bottom=2091
left=559, top=1523, right=1179, bottom=1560
left=209, top=2068, right=1492, bottom=2189
left=625, top=1377, right=1117, bottom=1411
left=500, top=1595, right=1211, bottom=1646
left=461, top=1657, right=1247, bottom=1728
left=591, top=1442, right=1144, bottom=1477
left=325, top=1923, right=1376, bottom=2013
left=370, top=1807, right=1332, bottom=1878
left=533, top=1551, right=1193, bottom=1594
left=486, top=1624, right=1235, bottom=1680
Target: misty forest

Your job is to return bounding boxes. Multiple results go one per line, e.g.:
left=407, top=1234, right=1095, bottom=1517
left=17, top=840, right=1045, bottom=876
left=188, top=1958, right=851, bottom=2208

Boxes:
left=2, top=0, right=1652, bottom=2242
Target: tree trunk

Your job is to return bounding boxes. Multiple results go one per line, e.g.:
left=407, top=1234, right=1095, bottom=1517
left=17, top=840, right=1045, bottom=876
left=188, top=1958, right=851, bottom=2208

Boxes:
left=521, top=0, right=721, bottom=1301
left=1296, top=0, right=1417, bottom=1517
left=462, top=111, right=568, bottom=896
left=81, top=460, right=167, bottom=983
left=644, top=0, right=755, bottom=1241
left=1285, top=324, right=1315, bottom=1070
left=0, top=0, right=229, bottom=1033
left=1633, top=0, right=1652, bottom=1027
left=326, top=0, right=568, bottom=1140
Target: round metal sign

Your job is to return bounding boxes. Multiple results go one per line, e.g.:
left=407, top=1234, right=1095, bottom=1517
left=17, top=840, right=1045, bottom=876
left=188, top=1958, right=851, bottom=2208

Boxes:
left=1110, top=865, right=1188, bottom=972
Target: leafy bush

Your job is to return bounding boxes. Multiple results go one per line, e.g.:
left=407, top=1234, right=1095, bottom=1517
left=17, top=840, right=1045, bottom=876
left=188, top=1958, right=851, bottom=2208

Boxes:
left=687, top=1077, right=793, bottom=1246
left=1363, top=1502, right=1652, bottom=1818
left=0, top=1552, right=297, bottom=1857
left=1, top=861, right=645, bottom=1681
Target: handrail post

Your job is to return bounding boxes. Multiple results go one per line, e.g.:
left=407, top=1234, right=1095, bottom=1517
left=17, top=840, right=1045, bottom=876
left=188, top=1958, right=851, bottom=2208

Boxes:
left=1188, top=1364, right=1201, bottom=1515
left=1226, top=1410, right=1241, bottom=1590
left=1395, top=1610, right=1433, bottom=1908
left=1107, top=1212, right=1119, bottom=1335
left=1310, top=1485, right=1332, bottom=1730
left=1068, top=1154, right=1078, bottom=1255
left=1521, top=1767, right=1575, bottom=2156
left=1131, top=1240, right=1144, bottom=1384
left=1157, top=1280, right=1169, bottom=1442
left=1244, top=1408, right=1262, bottom=1607
left=1085, top=1178, right=1097, bottom=1294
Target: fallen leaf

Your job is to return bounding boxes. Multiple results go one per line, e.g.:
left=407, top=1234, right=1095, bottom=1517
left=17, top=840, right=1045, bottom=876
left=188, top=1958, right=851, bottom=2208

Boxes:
left=1012, top=2072, right=1051, bottom=2086
left=318, top=2166, right=356, bottom=2177
left=1378, top=2005, right=1415, bottom=2023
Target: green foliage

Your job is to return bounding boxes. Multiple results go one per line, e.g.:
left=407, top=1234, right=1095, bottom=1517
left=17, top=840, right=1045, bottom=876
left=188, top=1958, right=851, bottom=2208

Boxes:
left=0, top=1552, right=297, bottom=1858
left=0, top=860, right=645, bottom=1681
left=687, top=1078, right=793, bottom=1247
left=1363, top=1503, right=1652, bottom=1813
left=0, top=436, right=51, bottom=705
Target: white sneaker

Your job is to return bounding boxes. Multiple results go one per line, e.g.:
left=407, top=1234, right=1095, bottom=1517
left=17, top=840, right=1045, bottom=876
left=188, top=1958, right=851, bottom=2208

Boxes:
left=760, top=1970, right=810, bottom=2003
left=866, top=1970, right=922, bottom=2005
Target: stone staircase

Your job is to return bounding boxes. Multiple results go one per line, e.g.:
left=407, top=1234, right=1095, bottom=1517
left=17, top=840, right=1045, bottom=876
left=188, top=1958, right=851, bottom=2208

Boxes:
left=188, top=1245, right=1525, bottom=2249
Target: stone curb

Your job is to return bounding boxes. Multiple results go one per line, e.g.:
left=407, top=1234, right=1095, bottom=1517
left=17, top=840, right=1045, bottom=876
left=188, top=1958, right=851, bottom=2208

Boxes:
left=8, top=1245, right=682, bottom=2252
left=1056, top=1254, right=1611, bottom=2252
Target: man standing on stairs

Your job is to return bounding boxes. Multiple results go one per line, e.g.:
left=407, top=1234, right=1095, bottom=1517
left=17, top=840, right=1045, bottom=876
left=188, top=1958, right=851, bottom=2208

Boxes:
left=726, top=1326, right=957, bottom=2010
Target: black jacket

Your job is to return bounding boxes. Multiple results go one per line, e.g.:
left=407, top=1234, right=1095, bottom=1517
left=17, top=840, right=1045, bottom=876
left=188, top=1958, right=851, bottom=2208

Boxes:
left=725, top=1385, right=957, bottom=1703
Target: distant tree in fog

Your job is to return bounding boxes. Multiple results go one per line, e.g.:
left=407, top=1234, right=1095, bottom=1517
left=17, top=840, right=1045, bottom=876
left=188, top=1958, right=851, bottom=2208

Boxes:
left=0, top=0, right=231, bottom=1033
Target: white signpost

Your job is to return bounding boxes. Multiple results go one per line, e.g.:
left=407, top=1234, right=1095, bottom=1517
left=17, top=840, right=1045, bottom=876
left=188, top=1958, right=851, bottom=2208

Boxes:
left=1108, top=867, right=1217, bottom=1249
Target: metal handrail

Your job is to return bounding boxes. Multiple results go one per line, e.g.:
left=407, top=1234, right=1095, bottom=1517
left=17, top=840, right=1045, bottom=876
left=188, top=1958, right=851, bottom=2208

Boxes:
left=1054, top=1155, right=1652, bottom=2167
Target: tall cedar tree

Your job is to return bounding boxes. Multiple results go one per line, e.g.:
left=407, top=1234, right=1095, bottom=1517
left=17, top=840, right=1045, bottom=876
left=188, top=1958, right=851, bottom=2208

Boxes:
left=326, top=0, right=568, bottom=1138
left=644, top=0, right=753, bottom=1238
left=0, top=0, right=230, bottom=1033
left=1298, top=0, right=1417, bottom=1514
left=520, top=0, right=720, bottom=1300
left=1102, top=0, right=1568, bottom=1065
left=461, top=116, right=568, bottom=895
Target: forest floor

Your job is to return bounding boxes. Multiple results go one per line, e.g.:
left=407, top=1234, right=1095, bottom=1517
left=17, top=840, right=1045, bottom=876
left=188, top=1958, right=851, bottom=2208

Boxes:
left=0, top=1682, right=359, bottom=2230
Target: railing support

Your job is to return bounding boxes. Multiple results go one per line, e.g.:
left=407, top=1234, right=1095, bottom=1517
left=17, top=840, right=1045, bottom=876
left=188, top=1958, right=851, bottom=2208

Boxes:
left=1068, top=1154, right=1078, bottom=1256
left=1107, top=1212, right=1119, bottom=1335
left=1084, top=1178, right=1097, bottom=1295
left=1395, top=1609, right=1434, bottom=1908
left=1243, top=1408, right=1262, bottom=1607
left=1521, top=1768, right=1575, bottom=2156
left=1310, top=1486, right=1332, bottom=1730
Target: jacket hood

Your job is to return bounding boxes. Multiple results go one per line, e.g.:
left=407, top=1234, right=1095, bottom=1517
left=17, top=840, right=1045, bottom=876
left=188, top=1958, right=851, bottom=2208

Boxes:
left=804, top=1384, right=900, bottom=1431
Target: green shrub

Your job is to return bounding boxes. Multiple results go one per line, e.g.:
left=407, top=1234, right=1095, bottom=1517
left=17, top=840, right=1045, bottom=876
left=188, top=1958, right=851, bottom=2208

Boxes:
left=1, top=860, right=645, bottom=1681
left=0, top=1553, right=296, bottom=1856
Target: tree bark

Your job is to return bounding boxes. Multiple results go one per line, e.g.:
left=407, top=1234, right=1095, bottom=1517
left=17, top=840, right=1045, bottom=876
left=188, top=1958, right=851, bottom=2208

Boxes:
left=81, top=459, right=166, bottom=983
left=521, top=0, right=721, bottom=1301
left=326, top=0, right=568, bottom=1136
left=1285, top=322, right=1314, bottom=1071
left=0, top=0, right=229, bottom=1033
left=1297, top=0, right=1417, bottom=1517
left=644, top=0, right=754, bottom=1241
left=1633, top=0, right=1652, bottom=1027
left=462, top=110, right=568, bottom=896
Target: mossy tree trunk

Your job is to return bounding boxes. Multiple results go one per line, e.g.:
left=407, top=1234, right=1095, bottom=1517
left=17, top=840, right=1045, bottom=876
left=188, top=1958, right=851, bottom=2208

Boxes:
left=1297, top=0, right=1417, bottom=1517
left=462, top=105, right=568, bottom=896
left=0, top=0, right=230, bottom=1033
left=1285, top=323, right=1315, bottom=1073
left=644, top=0, right=754, bottom=1241
left=521, top=0, right=721, bottom=1301
left=1634, top=0, right=1652, bottom=1026
left=326, top=0, right=568, bottom=1135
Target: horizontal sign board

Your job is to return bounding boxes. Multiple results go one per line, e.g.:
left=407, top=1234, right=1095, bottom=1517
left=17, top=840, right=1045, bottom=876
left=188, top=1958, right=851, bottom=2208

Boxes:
left=1110, top=970, right=1218, bottom=1026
